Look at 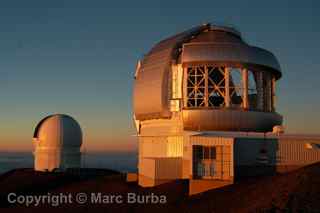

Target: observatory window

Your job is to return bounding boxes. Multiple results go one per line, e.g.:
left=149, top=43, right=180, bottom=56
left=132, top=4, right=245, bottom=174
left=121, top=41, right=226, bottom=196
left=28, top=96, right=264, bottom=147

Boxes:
left=229, top=68, right=243, bottom=108
left=185, top=65, right=225, bottom=108
left=203, top=146, right=216, bottom=160
left=193, top=146, right=217, bottom=160
left=208, top=67, right=225, bottom=107
left=186, top=66, right=206, bottom=107
left=248, top=70, right=258, bottom=110
left=184, top=65, right=271, bottom=111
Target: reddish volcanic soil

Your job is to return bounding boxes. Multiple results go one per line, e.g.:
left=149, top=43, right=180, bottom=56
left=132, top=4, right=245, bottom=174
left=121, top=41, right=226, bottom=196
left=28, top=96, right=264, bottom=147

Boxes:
left=0, top=163, right=320, bottom=213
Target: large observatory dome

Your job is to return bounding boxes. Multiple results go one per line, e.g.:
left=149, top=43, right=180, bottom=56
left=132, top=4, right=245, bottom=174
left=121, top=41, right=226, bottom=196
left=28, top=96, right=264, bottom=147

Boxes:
left=133, top=24, right=320, bottom=190
left=133, top=23, right=283, bottom=132
left=33, top=114, right=82, bottom=172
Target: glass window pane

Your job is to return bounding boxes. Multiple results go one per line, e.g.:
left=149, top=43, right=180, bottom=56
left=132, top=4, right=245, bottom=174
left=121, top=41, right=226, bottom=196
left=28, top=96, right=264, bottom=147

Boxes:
left=204, top=147, right=210, bottom=159
left=210, top=147, right=216, bottom=159
left=248, top=70, right=258, bottom=110
left=229, top=68, right=243, bottom=108
left=208, top=66, right=225, bottom=107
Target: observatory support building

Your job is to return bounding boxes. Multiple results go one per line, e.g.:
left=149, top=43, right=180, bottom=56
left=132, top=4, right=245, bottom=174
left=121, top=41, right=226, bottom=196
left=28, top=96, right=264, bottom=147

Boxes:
left=33, top=114, right=82, bottom=172
left=133, top=24, right=320, bottom=194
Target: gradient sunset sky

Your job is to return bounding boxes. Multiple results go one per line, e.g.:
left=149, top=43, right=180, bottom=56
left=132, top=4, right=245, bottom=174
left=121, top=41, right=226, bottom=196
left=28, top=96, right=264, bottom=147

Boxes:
left=0, top=0, right=319, bottom=152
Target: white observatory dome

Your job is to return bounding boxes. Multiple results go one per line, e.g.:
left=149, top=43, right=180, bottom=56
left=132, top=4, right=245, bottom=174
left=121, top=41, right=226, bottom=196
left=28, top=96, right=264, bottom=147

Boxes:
left=133, top=23, right=282, bottom=132
left=33, top=114, right=82, bottom=172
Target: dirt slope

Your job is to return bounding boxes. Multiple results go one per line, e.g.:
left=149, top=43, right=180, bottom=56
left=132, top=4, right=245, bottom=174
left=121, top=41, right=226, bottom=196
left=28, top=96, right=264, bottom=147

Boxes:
left=0, top=163, right=319, bottom=213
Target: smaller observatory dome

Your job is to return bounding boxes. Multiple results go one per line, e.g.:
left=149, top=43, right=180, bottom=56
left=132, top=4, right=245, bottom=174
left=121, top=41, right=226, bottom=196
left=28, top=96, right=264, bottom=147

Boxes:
left=33, top=114, right=82, bottom=172
left=33, top=114, right=82, bottom=148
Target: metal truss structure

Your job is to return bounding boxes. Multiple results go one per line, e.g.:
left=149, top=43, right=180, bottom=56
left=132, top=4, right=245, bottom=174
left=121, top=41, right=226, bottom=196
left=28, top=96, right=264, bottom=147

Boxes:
left=184, top=65, right=274, bottom=112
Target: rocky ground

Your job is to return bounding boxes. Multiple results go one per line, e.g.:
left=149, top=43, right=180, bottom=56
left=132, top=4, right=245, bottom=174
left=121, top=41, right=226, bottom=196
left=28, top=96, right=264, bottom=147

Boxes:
left=0, top=163, right=319, bottom=213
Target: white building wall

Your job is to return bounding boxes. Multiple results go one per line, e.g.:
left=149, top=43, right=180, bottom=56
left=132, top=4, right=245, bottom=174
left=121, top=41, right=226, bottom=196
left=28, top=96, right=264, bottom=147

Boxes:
left=33, top=146, right=81, bottom=172
left=233, top=136, right=320, bottom=168
left=277, top=138, right=320, bottom=166
left=139, top=136, right=184, bottom=158
left=139, top=158, right=156, bottom=179
left=139, top=136, right=168, bottom=158
left=34, top=148, right=61, bottom=172
left=138, top=117, right=185, bottom=183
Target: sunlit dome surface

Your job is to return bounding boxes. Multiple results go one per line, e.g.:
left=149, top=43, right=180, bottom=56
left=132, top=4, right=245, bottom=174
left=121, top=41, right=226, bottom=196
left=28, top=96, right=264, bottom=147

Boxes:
left=133, top=23, right=283, bottom=132
left=33, top=114, right=82, bottom=148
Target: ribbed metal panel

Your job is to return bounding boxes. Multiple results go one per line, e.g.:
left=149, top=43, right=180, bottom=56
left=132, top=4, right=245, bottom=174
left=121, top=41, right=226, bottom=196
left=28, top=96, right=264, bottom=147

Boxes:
left=139, top=136, right=168, bottom=158
left=190, top=135, right=233, bottom=146
left=183, top=109, right=283, bottom=132
left=139, top=136, right=184, bottom=158
left=167, top=136, right=184, bottom=157
left=277, top=138, right=320, bottom=165
left=232, top=136, right=320, bottom=167
left=182, top=43, right=281, bottom=79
